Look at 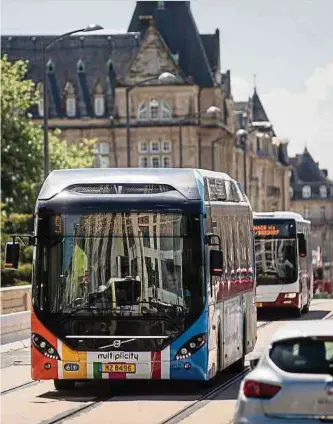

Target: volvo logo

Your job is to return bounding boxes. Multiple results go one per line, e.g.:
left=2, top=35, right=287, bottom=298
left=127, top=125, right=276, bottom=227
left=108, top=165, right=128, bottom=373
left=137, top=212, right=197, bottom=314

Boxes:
left=325, top=381, right=333, bottom=395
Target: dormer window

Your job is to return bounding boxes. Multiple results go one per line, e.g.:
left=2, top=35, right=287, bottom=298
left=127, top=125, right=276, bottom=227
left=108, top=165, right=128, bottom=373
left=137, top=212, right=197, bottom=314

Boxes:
left=77, top=59, right=85, bottom=73
left=46, top=59, right=55, bottom=73
left=320, top=185, right=327, bottom=198
left=66, top=98, right=76, bottom=117
left=93, top=81, right=105, bottom=117
left=302, top=185, right=311, bottom=199
left=64, top=82, right=76, bottom=117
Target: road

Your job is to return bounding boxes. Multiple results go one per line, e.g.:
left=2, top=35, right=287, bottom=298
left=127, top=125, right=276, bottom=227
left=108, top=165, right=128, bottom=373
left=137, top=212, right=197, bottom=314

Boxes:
left=1, top=299, right=332, bottom=424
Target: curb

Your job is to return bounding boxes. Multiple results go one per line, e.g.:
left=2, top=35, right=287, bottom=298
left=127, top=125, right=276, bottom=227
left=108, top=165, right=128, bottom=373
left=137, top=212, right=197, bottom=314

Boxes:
left=0, top=338, right=30, bottom=354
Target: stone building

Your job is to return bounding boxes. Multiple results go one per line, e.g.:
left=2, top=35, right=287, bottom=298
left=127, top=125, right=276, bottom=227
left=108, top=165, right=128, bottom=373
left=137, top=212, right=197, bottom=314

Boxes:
left=234, top=90, right=290, bottom=212
left=290, top=148, right=333, bottom=278
left=1, top=0, right=288, bottom=212
left=1, top=1, right=235, bottom=175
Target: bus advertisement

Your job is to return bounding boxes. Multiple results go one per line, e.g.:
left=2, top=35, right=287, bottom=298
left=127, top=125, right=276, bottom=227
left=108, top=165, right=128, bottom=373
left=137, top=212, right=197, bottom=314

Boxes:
left=5, top=168, right=257, bottom=390
left=253, top=211, right=313, bottom=316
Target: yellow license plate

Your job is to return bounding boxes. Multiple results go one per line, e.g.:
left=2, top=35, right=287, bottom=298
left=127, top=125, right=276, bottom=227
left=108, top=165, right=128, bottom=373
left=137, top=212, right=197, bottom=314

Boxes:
left=101, top=363, right=136, bottom=373
left=256, top=302, right=263, bottom=307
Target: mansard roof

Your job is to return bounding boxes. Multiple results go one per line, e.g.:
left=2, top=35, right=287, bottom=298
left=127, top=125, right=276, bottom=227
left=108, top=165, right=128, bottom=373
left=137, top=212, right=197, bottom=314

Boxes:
left=128, top=1, right=215, bottom=87
left=1, top=33, right=140, bottom=118
left=251, top=89, right=269, bottom=122
left=290, top=147, right=333, bottom=201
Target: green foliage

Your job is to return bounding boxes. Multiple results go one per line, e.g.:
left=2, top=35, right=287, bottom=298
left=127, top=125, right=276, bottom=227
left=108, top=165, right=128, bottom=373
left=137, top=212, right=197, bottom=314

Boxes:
left=1, top=55, right=97, bottom=214
left=1, top=265, right=32, bottom=287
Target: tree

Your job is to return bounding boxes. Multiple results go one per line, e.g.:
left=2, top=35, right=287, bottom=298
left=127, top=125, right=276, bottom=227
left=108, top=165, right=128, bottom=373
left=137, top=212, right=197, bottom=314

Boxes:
left=1, top=55, right=97, bottom=213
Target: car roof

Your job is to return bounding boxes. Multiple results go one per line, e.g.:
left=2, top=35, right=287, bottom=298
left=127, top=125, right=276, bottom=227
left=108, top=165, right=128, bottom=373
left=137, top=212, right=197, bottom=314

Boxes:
left=270, top=320, right=333, bottom=343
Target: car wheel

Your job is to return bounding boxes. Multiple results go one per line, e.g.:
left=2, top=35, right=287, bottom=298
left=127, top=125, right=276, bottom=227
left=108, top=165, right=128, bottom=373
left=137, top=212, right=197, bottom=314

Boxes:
left=53, top=379, right=76, bottom=391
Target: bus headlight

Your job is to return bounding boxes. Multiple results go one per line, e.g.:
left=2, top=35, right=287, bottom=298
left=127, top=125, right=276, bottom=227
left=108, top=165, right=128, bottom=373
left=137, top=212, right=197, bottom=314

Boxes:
left=284, top=293, right=297, bottom=299
left=174, top=333, right=207, bottom=360
left=32, top=333, right=61, bottom=360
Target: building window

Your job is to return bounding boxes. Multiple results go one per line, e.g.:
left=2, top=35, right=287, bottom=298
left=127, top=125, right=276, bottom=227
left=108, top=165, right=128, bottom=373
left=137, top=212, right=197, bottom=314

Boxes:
left=139, top=142, right=149, bottom=153
left=139, top=156, right=149, bottom=168
left=162, top=140, right=172, bottom=153
left=289, top=187, right=293, bottom=199
left=303, top=206, right=310, bottom=219
left=99, top=156, right=110, bottom=168
left=320, top=185, right=327, bottom=198
left=302, top=185, right=311, bottom=199
left=151, top=156, right=160, bottom=168
left=320, top=206, right=326, bottom=220
left=149, top=99, right=159, bottom=119
left=150, top=141, right=160, bottom=153
left=137, top=103, right=147, bottom=120
left=162, top=155, right=172, bottom=168
left=161, top=101, right=172, bottom=119
left=66, top=97, right=76, bottom=117
left=98, top=142, right=109, bottom=155
left=94, top=96, right=105, bottom=117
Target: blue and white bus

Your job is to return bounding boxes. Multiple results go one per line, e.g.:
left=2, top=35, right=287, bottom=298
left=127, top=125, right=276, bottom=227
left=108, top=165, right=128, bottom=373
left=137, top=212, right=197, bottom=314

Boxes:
left=6, top=168, right=257, bottom=390
left=253, top=211, right=313, bottom=316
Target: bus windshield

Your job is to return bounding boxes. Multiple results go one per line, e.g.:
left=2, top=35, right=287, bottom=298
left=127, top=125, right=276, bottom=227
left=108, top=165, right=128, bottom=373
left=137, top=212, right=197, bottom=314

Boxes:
left=34, top=211, right=204, bottom=320
left=255, top=238, right=298, bottom=285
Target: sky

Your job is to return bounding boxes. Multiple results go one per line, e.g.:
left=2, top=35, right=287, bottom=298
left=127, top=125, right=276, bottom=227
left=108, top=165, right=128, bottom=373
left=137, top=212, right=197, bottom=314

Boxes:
left=2, top=0, right=333, bottom=177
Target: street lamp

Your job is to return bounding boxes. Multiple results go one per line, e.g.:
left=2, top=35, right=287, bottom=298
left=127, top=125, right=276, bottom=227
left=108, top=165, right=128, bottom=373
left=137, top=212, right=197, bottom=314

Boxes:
left=236, top=128, right=248, bottom=194
left=125, top=72, right=177, bottom=167
left=42, top=24, right=104, bottom=179
left=178, top=106, right=222, bottom=168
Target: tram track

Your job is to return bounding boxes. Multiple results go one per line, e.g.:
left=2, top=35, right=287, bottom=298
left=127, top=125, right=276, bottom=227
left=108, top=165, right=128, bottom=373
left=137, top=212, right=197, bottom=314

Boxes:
left=1, top=380, right=38, bottom=396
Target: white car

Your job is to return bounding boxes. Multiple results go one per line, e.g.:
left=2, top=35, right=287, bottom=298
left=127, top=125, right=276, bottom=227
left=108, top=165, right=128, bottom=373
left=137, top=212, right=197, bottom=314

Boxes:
left=233, top=320, right=333, bottom=423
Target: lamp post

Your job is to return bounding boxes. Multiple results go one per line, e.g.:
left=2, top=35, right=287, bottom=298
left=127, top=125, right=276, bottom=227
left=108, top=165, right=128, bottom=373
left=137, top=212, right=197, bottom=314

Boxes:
left=42, top=24, right=104, bottom=180
left=178, top=106, right=222, bottom=168
left=125, top=72, right=177, bottom=167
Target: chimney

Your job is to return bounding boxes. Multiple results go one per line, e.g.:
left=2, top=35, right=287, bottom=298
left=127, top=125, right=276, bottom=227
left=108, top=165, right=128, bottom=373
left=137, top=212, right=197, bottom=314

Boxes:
left=321, top=169, right=328, bottom=177
left=139, top=15, right=154, bottom=30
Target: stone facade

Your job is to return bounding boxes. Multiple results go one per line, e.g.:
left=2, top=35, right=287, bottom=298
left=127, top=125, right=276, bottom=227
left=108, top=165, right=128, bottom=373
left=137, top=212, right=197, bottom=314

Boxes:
left=1, top=1, right=289, bottom=212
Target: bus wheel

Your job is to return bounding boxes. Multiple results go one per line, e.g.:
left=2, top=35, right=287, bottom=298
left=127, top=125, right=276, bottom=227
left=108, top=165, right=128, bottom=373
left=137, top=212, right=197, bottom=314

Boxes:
left=54, top=379, right=76, bottom=391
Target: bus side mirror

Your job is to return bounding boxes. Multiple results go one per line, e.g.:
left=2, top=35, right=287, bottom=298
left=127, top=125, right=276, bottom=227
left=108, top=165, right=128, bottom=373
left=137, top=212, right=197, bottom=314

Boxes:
left=5, top=242, right=20, bottom=269
left=210, top=250, right=224, bottom=276
left=298, top=234, right=307, bottom=257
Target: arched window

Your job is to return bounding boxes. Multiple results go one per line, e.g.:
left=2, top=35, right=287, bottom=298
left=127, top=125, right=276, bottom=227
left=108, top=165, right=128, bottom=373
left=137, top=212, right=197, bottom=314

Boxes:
left=161, top=101, right=172, bottom=119
left=320, top=185, right=327, bottom=198
left=149, top=99, right=159, bottom=119
left=302, top=185, right=311, bottom=199
left=137, top=103, right=148, bottom=120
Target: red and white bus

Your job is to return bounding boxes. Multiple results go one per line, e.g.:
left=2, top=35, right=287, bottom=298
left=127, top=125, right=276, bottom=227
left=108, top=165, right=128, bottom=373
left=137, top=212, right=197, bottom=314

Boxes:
left=253, top=211, right=313, bottom=316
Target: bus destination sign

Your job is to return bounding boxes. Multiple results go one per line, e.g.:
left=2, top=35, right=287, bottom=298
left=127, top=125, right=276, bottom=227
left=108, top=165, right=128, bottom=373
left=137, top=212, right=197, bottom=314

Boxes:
left=254, top=224, right=280, bottom=236
left=253, top=220, right=295, bottom=238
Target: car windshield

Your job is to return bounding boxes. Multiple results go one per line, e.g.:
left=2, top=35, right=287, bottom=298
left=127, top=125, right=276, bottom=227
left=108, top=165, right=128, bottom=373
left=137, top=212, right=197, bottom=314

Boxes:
left=269, top=337, right=333, bottom=374
left=255, top=238, right=298, bottom=285
left=34, top=211, right=204, bottom=320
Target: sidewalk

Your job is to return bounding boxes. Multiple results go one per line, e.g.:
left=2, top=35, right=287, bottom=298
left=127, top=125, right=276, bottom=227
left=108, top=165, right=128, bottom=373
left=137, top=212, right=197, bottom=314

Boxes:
left=0, top=338, right=30, bottom=354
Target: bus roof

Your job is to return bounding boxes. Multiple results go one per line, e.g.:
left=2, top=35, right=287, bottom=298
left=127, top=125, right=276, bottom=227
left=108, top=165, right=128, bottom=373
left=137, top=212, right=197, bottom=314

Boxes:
left=38, top=167, right=235, bottom=201
left=253, top=210, right=310, bottom=224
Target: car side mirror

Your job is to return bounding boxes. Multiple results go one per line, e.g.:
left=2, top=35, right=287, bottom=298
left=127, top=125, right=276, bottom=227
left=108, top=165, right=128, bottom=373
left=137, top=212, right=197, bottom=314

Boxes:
left=5, top=242, right=20, bottom=269
left=210, top=249, right=224, bottom=276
